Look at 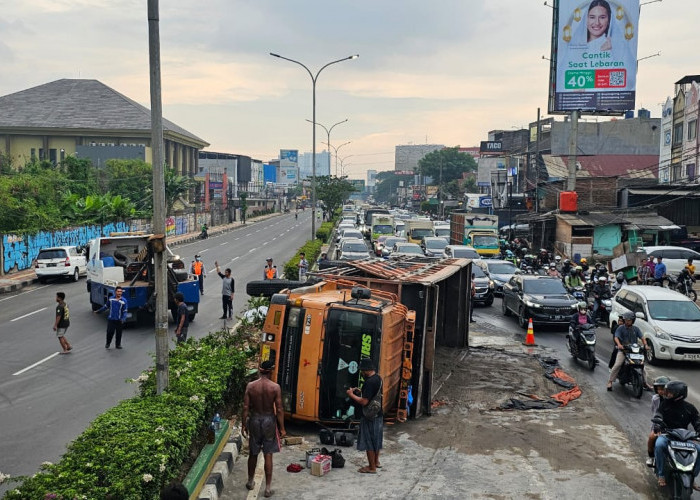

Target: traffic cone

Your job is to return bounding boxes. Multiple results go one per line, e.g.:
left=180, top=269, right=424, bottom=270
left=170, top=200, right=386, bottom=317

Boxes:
left=523, top=318, right=537, bottom=346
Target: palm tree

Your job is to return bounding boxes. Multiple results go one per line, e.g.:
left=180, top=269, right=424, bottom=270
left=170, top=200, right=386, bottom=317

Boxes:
left=163, top=168, right=194, bottom=216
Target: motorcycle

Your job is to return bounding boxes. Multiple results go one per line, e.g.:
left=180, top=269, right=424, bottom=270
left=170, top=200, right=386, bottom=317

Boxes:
left=615, top=343, right=645, bottom=398
left=673, top=269, right=697, bottom=302
left=198, top=228, right=208, bottom=240
left=566, top=323, right=597, bottom=370
left=570, top=285, right=587, bottom=302
left=651, top=417, right=699, bottom=500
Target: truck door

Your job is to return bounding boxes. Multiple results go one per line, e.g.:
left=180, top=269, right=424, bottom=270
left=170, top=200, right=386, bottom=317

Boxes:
left=319, top=308, right=379, bottom=420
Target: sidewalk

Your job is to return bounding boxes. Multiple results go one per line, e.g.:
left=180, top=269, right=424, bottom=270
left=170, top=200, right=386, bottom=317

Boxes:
left=0, top=214, right=282, bottom=294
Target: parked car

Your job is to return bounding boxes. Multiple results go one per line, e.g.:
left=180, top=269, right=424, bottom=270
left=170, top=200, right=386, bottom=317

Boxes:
left=609, top=285, right=700, bottom=364
left=501, top=275, right=578, bottom=329
left=421, top=237, right=448, bottom=257
left=472, top=264, right=495, bottom=307
left=643, top=246, right=700, bottom=276
left=443, top=245, right=481, bottom=260
left=390, top=242, right=425, bottom=258
left=35, top=246, right=87, bottom=283
left=337, top=238, right=370, bottom=261
left=381, top=237, right=407, bottom=257
left=475, top=259, right=519, bottom=296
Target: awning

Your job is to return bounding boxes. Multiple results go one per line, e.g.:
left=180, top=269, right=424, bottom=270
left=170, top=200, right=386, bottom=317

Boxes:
left=556, top=213, right=628, bottom=227
left=626, top=188, right=700, bottom=197
left=623, top=213, right=679, bottom=231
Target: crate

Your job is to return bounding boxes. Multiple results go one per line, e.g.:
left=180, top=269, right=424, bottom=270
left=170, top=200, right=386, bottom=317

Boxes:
left=310, top=455, right=332, bottom=476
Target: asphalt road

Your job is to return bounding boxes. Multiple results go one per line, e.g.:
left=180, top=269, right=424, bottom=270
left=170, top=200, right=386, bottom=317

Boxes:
left=0, top=211, right=313, bottom=482
left=480, top=296, right=700, bottom=461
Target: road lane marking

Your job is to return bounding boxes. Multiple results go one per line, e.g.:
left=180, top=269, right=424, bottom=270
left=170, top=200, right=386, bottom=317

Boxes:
left=248, top=248, right=256, bottom=253
left=220, top=242, right=228, bottom=246
left=199, top=249, right=209, bottom=253
left=11, top=307, right=47, bottom=322
left=232, top=256, right=239, bottom=260
left=245, top=233, right=252, bottom=237
left=0, top=285, right=51, bottom=302
left=13, top=352, right=59, bottom=376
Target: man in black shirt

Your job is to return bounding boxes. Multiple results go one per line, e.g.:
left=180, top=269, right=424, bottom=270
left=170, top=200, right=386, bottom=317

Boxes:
left=346, top=358, right=383, bottom=474
left=53, top=292, right=73, bottom=354
left=174, top=293, right=189, bottom=344
left=653, top=380, right=700, bottom=488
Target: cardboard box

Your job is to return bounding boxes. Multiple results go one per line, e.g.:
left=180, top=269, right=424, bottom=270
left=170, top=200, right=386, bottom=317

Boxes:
left=310, top=455, right=331, bottom=476
left=284, top=436, right=303, bottom=446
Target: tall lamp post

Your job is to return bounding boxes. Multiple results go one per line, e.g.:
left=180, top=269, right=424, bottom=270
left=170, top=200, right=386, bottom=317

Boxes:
left=323, top=140, right=351, bottom=176
left=270, top=52, right=358, bottom=238
left=306, top=118, right=348, bottom=176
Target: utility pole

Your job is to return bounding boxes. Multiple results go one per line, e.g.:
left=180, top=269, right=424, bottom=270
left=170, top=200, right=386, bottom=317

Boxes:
left=148, top=0, right=168, bottom=394
left=566, top=110, right=579, bottom=192
left=535, top=108, right=541, bottom=213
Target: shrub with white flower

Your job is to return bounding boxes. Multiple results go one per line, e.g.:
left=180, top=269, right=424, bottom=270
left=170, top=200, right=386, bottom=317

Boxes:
left=189, top=395, right=200, bottom=402
left=155, top=426, right=165, bottom=432
left=142, top=473, right=153, bottom=483
left=0, top=472, right=10, bottom=484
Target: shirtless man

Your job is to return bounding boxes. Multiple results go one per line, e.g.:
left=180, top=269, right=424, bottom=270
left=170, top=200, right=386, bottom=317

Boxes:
left=242, top=360, right=286, bottom=498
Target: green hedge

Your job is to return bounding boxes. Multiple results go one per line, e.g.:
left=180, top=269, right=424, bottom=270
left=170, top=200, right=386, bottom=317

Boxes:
left=283, top=239, right=323, bottom=280
left=4, top=330, right=254, bottom=500
left=315, top=221, right=334, bottom=243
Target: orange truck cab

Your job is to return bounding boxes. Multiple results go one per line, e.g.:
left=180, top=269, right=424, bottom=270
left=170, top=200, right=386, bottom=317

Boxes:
left=260, top=280, right=415, bottom=424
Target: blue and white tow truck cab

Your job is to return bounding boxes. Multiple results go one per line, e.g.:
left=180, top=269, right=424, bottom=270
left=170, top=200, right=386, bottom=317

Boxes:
left=86, top=232, right=199, bottom=324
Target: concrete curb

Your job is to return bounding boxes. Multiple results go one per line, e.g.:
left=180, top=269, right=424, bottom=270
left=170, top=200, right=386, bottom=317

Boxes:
left=197, top=430, right=243, bottom=500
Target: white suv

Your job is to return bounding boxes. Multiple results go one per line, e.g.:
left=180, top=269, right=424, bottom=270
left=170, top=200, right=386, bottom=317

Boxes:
left=609, top=285, right=700, bottom=364
left=35, top=246, right=87, bottom=283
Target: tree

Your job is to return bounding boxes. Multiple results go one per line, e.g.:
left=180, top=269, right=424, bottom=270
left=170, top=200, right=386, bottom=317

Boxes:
left=102, top=159, right=153, bottom=209
left=374, top=171, right=413, bottom=205
left=314, top=176, right=356, bottom=215
left=163, top=167, right=194, bottom=216
left=61, top=156, right=98, bottom=197
left=416, top=147, right=477, bottom=185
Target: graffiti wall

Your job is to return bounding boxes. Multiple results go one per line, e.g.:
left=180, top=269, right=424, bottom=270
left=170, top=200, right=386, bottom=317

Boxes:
left=1, top=214, right=200, bottom=274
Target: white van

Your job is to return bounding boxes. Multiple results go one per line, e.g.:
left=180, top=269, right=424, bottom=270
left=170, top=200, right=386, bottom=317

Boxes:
left=609, top=285, right=700, bottom=364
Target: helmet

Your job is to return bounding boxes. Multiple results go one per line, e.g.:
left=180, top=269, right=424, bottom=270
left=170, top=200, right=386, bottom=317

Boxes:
left=563, top=259, right=570, bottom=265
left=550, top=263, right=556, bottom=268
left=598, top=276, right=607, bottom=282
left=621, top=311, right=635, bottom=322
left=540, top=248, right=548, bottom=253
left=555, top=255, right=562, bottom=262
left=616, top=272, right=624, bottom=283
left=506, top=250, right=513, bottom=257
left=580, top=258, right=587, bottom=264
left=652, top=376, right=671, bottom=389
left=578, top=301, right=587, bottom=312
left=664, top=381, right=688, bottom=401
left=575, top=266, right=583, bottom=271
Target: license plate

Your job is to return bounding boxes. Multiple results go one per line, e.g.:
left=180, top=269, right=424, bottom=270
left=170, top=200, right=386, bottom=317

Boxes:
left=261, top=344, right=270, bottom=361
left=670, top=441, right=696, bottom=450
left=47, top=263, right=56, bottom=267
left=630, top=353, right=644, bottom=361
left=683, top=354, right=700, bottom=361
left=552, top=315, right=564, bottom=320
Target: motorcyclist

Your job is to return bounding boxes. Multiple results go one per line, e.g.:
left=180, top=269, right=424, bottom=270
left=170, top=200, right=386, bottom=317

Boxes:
left=579, top=257, right=589, bottom=274
left=504, top=249, right=518, bottom=266
left=547, top=263, right=560, bottom=278
left=569, top=301, right=594, bottom=330
left=611, top=272, right=626, bottom=295
left=200, top=223, right=209, bottom=239
left=591, top=276, right=612, bottom=324
left=646, top=375, right=671, bottom=467
left=561, top=259, right=573, bottom=279
left=652, top=380, right=700, bottom=488
left=537, top=248, right=550, bottom=268
left=607, top=311, right=649, bottom=391
left=565, top=266, right=584, bottom=293
left=685, top=258, right=697, bottom=282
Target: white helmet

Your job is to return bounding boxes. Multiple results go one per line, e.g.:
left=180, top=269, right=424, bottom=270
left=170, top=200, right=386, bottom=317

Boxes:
left=598, top=276, right=607, bottom=282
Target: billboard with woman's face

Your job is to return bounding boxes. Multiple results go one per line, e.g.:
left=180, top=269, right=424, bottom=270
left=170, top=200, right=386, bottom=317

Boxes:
left=548, top=0, right=640, bottom=114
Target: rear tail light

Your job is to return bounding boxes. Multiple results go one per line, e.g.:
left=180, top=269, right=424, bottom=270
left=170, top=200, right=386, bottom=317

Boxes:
left=35, top=262, right=39, bottom=269
left=65, top=257, right=71, bottom=267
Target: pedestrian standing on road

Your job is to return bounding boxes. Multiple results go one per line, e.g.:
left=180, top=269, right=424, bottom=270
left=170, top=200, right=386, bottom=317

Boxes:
left=242, top=359, right=286, bottom=498
left=94, top=286, right=127, bottom=349
left=470, top=273, right=477, bottom=322
left=263, top=258, right=278, bottom=280
left=53, top=292, right=72, bottom=354
left=346, top=358, right=383, bottom=474
left=191, top=254, right=206, bottom=295
left=298, top=252, right=308, bottom=282
left=654, top=256, right=667, bottom=286
left=214, top=261, right=235, bottom=319
left=174, top=292, right=189, bottom=343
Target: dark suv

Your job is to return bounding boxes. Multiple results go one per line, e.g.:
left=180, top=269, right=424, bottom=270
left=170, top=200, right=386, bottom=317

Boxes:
left=501, top=275, right=578, bottom=328
left=472, top=263, right=494, bottom=307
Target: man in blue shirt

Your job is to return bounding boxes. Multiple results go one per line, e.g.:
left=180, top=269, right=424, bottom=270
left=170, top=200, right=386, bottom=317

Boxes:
left=654, top=256, right=667, bottom=286
left=94, top=286, right=128, bottom=349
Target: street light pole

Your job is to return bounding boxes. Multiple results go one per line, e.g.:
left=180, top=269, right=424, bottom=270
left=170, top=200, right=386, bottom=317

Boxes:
left=271, top=53, right=358, bottom=239
left=306, top=118, right=348, bottom=176
left=323, top=140, right=351, bottom=176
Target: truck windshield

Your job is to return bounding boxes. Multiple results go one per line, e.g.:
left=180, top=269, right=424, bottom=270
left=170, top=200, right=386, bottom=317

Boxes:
left=373, top=225, right=393, bottom=234
left=435, top=227, right=450, bottom=237
left=320, top=309, right=379, bottom=420
left=412, top=228, right=434, bottom=238
left=472, top=235, right=499, bottom=248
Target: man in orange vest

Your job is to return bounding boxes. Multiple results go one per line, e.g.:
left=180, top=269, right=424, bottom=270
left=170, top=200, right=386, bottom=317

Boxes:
left=190, top=254, right=206, bottom=295
left=263, top=258, right=278, bottom=280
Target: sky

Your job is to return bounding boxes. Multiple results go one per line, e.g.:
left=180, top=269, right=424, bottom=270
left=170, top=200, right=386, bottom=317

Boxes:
left=1, top=0, right=698, bottom=179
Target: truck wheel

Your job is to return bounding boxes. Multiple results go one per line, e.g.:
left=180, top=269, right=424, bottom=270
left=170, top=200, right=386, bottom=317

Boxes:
left=246, top=280, right=305, bottom=297
left=484, top=296, right=494, bottom=307
left=92, top=302, right=102, bottom=312
left=171, top=308, right=178, bottom=322
left=189, top=313, right=196, bottom=322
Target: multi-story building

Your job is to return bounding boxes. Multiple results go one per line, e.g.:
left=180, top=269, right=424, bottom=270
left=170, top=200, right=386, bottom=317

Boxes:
left=663, top=76, right=700, bottom=184
left=394, top=144, right=444, bottom=172
left=298, top=150, right=330, bottom=179
left=0, top=79, right=209, bottom=176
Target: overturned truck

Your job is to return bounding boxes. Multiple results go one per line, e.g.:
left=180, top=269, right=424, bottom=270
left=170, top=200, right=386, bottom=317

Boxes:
left=249, top=258, right=472, bottom=423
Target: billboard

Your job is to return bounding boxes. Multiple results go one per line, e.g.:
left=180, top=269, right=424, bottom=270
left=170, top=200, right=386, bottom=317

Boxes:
left=549, top=0, right=639, bottom=114
left=280, top=149, right=298, bottom=168
left=279, top=167, right=297, bottom=184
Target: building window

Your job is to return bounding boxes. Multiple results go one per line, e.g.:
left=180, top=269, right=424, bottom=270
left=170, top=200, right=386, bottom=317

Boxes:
left=39, top=148, right=44, bottom=160
left=688, top=164, right=696, bottom=181
left=60, top=149, right=66, bottom=161
left=689, top=120, right=697, bottom=141
left=30, top=148, right=36, bottom=160
left=673, top=123, right=684, bottom=145
left=49, top=149, right=57, bottom=165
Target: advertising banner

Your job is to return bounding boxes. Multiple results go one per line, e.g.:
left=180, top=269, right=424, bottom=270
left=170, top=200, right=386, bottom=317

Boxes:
left=280, top=149, right=298, bottom=168
left=549, top=0, right=639, bottom=114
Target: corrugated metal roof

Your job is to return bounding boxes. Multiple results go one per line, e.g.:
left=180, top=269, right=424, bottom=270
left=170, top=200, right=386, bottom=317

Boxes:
left=557, top=212, right=628, bottom=226
left=626, top=189, right=700, bottom=197
left=314, top=258, right=471, bottom=284
left=542, top=154, right=658, bottom=180
left=623, top=213, right=678, bottom=230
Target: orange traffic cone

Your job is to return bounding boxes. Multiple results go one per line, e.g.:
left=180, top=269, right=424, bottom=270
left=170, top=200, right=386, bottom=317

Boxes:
left=523, top=318, right=537, bottom=346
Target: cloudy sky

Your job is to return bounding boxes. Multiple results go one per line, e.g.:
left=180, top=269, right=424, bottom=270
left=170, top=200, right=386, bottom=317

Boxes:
left=1, top=0, right=697, bottom=178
